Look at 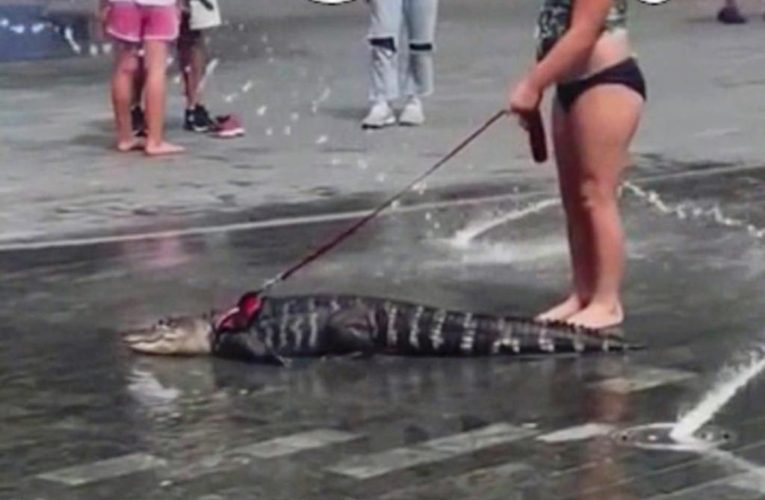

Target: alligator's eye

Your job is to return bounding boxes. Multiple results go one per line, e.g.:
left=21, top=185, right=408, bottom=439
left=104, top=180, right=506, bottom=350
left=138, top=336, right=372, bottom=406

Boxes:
left=159, top=317, right=180, bottom=328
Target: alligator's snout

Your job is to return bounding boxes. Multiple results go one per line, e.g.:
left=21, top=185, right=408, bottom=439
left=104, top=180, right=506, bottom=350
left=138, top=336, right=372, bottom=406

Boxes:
left=122, top=316, right=213, bottom=356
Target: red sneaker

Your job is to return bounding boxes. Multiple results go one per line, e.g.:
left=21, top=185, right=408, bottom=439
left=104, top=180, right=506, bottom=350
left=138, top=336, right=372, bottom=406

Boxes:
left=211, top=114, right=245, bottom=138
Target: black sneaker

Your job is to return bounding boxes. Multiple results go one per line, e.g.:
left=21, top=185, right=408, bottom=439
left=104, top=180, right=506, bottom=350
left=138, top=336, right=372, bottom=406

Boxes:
left=184, top=104, right=215, bottom=132
left=717, top=6, right=747, bottom=24
left=131, top=105, right=146, bottom=137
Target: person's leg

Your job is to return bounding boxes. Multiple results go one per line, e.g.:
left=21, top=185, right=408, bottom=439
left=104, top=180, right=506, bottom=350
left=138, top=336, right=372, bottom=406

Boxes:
left=131, top=60, right=146, bottom=136
left=112, top=45, right=142, bottom=151
left=143, top=38, right=184, bottom=155
left=178, top=26, right=201, bottom=109
left=105, top=3, right=143, bottom=150
left=363, top=0, right=403, bottom=128
left=564, top=84, right=643, bottom=329
left=178, top=25, right=215, bottom=132
left=399, top=0, right=438, bottom=126
left=536, top=100, right=593, bottom=321
left=142, top=5, right=184, bottom=155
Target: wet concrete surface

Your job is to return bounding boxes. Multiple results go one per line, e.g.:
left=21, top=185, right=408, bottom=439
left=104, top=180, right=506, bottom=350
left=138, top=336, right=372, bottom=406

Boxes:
left=4, top=164, right=765, bottom=499
left=4, top=0, right=765, bottom=498
left=2, top=0, right=765, bottom=242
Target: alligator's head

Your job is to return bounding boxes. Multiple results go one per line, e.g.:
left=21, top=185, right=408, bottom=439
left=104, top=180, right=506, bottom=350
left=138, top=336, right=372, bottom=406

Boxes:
left=122, top=292, right=265, bottom=357
left=122, top=315, right=215, bottom=356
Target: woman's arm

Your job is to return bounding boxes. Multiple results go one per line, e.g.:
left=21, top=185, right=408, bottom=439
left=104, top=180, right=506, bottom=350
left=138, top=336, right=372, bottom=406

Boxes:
left=528, top=0, right=614, bottom=91
left=508, top=0, right=614, bottom=114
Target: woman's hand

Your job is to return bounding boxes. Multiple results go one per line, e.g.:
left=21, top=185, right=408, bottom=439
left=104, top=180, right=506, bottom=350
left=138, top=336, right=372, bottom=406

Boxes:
left=507, top=75, right=543, bottom=117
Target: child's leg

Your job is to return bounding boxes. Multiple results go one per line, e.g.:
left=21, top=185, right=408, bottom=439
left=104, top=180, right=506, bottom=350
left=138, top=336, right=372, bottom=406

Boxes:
left=564, top=85, right=643, bottom=329
left=132, top=60, right=145, bottom=109
left=111, top=45, right=142, bottom=151
left=536, top=101, right=592, bottom=321
left=177, top=21, right=216, bottom=132
left=130, top=59, right=146, bottom=135
left=178, top=28, right=205, bottom=110
left=143, top=39, right=184, bottom=155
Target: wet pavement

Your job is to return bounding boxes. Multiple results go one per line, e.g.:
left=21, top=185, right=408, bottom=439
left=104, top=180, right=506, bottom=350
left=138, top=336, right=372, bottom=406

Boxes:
left=5, top=162, right=765, bottom=499
left=2, top=0, right=765, bottom=242
left=4, top=0, right=765, bottom=499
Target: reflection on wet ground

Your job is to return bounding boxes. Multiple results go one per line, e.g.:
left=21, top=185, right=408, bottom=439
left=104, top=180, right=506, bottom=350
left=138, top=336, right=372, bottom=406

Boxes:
left=4, top=167, right=765, bottom=499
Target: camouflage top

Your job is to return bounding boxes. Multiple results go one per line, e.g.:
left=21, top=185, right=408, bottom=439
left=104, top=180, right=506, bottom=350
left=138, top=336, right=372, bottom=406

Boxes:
left=536, top=0, right=628, bottom=59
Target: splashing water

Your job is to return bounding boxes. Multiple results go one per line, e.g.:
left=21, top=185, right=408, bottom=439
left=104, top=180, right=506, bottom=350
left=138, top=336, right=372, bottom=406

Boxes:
left=411, top=181, right=428, bottom=195
left=197, top=58, right=219, bottom=93
left=62, top=26, right=81, bottom=54
left=450, top=198, right=560, bottom=249
left=623, top=182, right=765, bottom=239
left=670, top=348, right=765, bottom=441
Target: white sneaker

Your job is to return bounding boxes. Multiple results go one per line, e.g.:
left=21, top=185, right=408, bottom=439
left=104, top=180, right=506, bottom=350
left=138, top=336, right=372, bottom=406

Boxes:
left=361, top=101, right=396, bottom=129
left=398, top=97, right=425, bottom=126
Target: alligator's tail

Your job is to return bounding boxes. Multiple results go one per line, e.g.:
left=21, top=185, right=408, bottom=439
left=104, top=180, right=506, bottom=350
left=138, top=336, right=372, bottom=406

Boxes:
left=374, top=304, right=643, bottom=356
left=483, top=317, right=643, bottom=356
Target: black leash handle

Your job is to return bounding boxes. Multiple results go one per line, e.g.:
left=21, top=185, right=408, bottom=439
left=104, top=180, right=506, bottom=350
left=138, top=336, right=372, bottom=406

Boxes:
left=524, top=109, right=548, bottom=163
left=254, top=109, right=517, bottom=296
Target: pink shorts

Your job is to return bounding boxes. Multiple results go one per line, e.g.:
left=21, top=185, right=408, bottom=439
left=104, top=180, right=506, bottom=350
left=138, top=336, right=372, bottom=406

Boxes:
left=106, top=3, right=180, bottom=44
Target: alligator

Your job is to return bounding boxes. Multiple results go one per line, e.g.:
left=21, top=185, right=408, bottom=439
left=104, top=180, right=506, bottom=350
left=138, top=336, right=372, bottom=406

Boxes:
left=122, top=292, right=640, bottom=365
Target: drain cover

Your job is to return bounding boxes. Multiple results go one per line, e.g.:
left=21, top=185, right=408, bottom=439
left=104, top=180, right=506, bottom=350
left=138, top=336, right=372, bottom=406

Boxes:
left=612, top=423, right=735, bottom=451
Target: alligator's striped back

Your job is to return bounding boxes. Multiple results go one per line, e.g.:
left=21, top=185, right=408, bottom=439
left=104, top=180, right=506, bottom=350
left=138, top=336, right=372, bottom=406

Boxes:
left=257, top=294, right=636, bottom=356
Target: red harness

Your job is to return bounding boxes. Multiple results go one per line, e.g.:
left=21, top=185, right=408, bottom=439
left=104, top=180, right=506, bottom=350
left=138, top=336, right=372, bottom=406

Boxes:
left=214, top=292, right=263, bottom=332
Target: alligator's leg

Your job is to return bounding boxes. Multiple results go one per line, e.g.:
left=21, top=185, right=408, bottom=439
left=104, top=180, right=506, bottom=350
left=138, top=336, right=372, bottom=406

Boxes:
left=212, top=326, right=287, bottom=366
left=325, top=306, right=378, bottom=358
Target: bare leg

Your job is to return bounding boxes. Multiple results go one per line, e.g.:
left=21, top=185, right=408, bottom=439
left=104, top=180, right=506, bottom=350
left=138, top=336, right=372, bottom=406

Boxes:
left=132, top=60, right=145, bottom=109
left=178, top=35, right=206, bottom=109
left=536, top=101, right=592, bottom=321
left=142, top=39, right=184, bottom=156
left=111, top=45, right=142, bottom=152
left=565, top=84, right=643, bottom=329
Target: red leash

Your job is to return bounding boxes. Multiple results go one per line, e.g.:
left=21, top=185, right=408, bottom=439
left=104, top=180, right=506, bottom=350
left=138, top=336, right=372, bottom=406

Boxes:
left=253, top=109, right=547, bottom=296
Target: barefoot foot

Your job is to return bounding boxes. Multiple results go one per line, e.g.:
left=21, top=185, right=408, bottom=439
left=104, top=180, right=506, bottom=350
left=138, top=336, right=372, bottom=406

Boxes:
left=145, top=141, right=185, bottom=156
left=536, top=294, right=585, bottom=322
left=116, top=138, right=144, bottom=152
left=566, top=302, right=624, bottom=331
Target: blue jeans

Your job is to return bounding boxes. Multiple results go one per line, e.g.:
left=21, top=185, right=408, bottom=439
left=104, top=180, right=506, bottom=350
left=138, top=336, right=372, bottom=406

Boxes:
left=367, top=0, right=439, bottom=103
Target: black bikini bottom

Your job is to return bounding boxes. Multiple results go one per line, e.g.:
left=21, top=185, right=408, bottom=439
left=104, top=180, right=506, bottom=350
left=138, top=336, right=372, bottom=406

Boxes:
left=556, top=57, right=646, bottom=112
